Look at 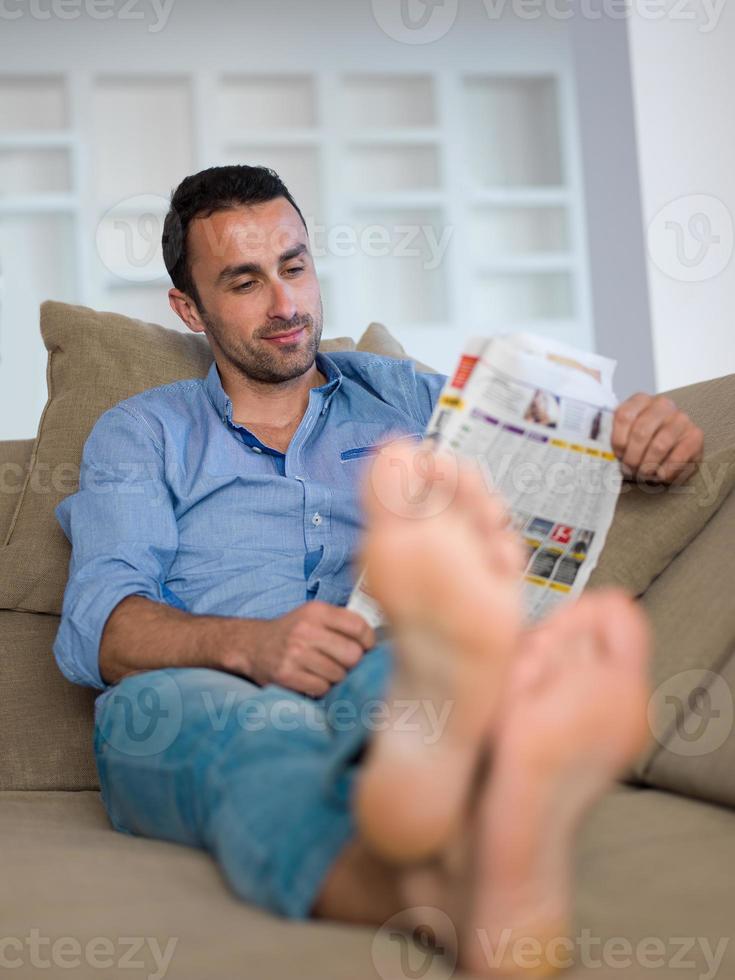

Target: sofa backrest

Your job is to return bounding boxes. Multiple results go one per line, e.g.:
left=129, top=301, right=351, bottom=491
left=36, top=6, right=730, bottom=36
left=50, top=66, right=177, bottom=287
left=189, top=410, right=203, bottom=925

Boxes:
left=2, top=304, right=735, bottom=809
left=0, top=304, right=432, bottom=792
left=1, top=439, right=98, bottom=789
left=0, top=439, right=33, bottom=543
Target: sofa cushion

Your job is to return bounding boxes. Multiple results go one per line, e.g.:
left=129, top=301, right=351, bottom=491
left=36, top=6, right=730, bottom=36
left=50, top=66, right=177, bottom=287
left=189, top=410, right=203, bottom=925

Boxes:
left=588, top=446, right=735, bottom=596
left=357, top=321, right=437, bottom=374
left=0, top=610, right=97, bottom=792
left=589, top=372, right=735, bottom=596
left=628, top=482, right=735, bottom=807
left=0, top=790, right=392, bottom=980
left=0, top=439, right=33, bottom=545
left=574, top=786, right=735, bottom=976
left=2, top=786, right=734, bottom=979
left=0, top=301, right=416, bottom=617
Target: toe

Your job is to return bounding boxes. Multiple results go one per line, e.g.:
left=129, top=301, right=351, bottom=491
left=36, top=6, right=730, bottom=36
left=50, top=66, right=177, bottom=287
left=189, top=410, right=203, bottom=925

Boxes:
left=452, top=461, right=526, bottom=578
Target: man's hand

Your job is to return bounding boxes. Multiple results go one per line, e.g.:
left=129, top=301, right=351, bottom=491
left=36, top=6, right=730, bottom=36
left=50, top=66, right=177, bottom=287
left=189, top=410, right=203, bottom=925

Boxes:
left=223, top=600, right=376, bottom=698
left=611, top=393, right=704, bottom=484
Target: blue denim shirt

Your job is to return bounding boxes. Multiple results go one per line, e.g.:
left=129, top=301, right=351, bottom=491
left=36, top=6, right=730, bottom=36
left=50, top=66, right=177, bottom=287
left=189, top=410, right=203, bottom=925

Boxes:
left=54, top=352, right=446, bottom=690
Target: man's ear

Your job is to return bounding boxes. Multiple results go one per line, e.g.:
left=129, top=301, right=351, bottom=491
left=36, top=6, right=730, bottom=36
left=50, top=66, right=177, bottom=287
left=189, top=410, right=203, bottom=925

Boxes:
left=169, top=288, right=205, bottom=334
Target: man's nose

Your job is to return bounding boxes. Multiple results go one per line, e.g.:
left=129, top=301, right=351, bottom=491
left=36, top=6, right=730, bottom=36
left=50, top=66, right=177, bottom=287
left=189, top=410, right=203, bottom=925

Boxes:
left=267, top=279, right=297, bottom=322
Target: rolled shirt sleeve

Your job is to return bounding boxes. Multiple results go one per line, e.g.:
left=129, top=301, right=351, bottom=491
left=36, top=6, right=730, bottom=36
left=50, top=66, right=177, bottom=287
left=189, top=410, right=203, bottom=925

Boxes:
left=53, top=404, right=179, bottom=690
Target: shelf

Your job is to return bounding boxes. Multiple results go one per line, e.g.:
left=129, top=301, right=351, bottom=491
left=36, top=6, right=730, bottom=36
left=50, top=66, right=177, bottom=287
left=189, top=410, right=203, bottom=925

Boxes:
left=92, top=77, right=194, bottom=201
left=0, top=76, right=67, bottom=132
left=0, top=194, right=78, bottom=214
left=350, top=206, right=449, bottom=328
left=0, top=212, right=76, bottom=441
left=97, top=198, right=170, bottom=217
left=475, top=254, right=576, bottom=274
left=470, top=187, right=570, bottom=207
left=218, top=144, right=321, bottom=222
left=351, top=191, right=446, bottom=210
left=219, top=75, right=317, bottom=130
left=344, top=128, right=441, bottom=146
left=1, top=145, right=72, bottom=195
left=462, top=76, right=563, bottom=187
left=0, top=68, right=592, bottom=445
left=469, top=205, right=570, bottom=257
left=0, top=132, right=75, bottom=149
left=0, top=68, right=589, bottom=422
left=346, top=145, right=441, bottom=195
left=341, top=75, right=436, bottom=129
left=472, top=271, right=575, bottom=327
left=224, top=129, right=322, bottom=148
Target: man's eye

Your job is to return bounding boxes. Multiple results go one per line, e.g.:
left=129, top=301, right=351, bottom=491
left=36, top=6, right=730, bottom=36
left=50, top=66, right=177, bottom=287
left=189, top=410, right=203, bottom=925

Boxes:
left=285, top=265, right=305, bottom=276
left=234, top=281, right=255, bottom=291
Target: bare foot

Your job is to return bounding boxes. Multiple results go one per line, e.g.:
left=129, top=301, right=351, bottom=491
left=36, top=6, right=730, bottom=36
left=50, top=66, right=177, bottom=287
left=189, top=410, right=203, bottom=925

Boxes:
left=355, top=443, right=524, bottom=863
left=463, top=591, right=651, bottom=976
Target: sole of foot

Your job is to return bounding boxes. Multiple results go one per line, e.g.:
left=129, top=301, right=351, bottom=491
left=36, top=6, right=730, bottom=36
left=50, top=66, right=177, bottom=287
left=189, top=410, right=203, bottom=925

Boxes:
left=462, top=590, right=651, bottom=977
left=355, top=441, right=525, bottom=864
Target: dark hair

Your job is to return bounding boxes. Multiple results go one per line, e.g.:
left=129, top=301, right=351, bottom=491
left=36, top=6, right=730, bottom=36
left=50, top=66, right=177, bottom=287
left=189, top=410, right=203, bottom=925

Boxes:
left=162, top=164, right=307, bottom=308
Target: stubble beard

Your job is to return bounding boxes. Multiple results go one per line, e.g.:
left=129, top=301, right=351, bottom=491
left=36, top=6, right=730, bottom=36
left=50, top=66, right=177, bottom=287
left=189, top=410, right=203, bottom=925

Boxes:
left=201, top=302, right=323, bottom=384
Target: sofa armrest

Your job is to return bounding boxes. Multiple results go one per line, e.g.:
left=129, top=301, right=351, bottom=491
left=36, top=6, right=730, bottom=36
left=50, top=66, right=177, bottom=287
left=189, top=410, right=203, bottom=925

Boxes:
left=0, top=440, right=34, bottom=545
left=662, top=372, right=735, bottom=456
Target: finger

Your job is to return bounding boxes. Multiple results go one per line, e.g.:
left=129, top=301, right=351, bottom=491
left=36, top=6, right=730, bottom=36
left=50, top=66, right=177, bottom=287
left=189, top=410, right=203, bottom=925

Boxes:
left=317, top=632, right=365, bottom=671
left=621, top=396, right=677, bottom=473
left=636, top=411, right=692, bottom=479
left=611, top=393, right=652, bottom=458
left=290, top=670, right=332, bottom=699
left=655, top=427, right=705, bottom=484
left=322, top=605, right=376, bottom=649
left=303, top=649, right=349, bottom=685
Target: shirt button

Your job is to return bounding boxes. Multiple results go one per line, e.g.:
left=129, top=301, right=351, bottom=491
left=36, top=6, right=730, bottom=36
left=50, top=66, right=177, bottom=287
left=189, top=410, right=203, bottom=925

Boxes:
left=251, top=446, right=263, bottom=454
left=311, top=512, right=322, bottom=526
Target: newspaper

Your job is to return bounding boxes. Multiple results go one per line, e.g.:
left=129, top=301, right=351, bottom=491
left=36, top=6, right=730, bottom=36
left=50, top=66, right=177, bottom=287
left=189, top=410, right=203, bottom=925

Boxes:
left=348, top=332, right=622, bottom=626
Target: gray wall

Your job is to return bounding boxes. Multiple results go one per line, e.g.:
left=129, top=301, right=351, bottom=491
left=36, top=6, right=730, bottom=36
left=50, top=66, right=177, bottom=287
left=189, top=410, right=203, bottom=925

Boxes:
left=570, top=14, right=656, bottom=398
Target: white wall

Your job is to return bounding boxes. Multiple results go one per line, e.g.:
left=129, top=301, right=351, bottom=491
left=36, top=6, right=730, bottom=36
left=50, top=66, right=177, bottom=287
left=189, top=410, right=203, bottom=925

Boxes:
left=0, top=2, right=667, bottom=441
left=628, top=2, right=735, bottom=391
left=1, top=0, right=590, bottom=440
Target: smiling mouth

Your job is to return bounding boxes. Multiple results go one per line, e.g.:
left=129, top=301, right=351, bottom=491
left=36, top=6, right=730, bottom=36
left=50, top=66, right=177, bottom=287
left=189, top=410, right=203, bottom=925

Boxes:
left=262, top=326, right=306, bottom=346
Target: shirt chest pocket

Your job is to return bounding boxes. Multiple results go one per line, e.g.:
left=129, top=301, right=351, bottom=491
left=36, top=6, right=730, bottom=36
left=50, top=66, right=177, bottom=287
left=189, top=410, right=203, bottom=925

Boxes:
left=340, top=445, right=381, bottom=462
left=339, top=432, right=423, bottom=463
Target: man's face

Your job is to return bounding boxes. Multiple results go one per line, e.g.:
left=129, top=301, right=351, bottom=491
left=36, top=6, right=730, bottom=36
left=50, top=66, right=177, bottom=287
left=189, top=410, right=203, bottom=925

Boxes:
left=185, top=197, right=323, bottom=384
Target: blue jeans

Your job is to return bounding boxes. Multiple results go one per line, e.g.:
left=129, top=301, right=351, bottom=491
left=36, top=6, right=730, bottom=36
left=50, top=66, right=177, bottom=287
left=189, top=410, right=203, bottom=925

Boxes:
left=93, top=643, right=393, bottom=919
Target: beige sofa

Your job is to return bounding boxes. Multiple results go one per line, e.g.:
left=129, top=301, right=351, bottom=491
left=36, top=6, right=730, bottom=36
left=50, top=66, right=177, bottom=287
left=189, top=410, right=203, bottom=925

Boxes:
left=2, top=302, right=735, bottom=980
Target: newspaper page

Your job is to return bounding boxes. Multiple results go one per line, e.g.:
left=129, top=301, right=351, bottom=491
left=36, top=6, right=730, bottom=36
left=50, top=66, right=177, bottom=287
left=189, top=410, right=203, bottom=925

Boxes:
left=348, top=332, right=622, bottom=626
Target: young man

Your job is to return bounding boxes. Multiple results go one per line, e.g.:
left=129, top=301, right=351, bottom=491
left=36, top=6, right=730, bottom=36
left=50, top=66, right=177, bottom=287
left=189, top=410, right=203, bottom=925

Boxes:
left=54, top=166, right=702, bottom=975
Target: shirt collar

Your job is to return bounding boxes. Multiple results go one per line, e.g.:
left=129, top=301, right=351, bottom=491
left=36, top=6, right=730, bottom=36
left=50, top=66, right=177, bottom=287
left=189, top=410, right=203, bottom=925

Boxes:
left=204, top=353, right=343, bottom=425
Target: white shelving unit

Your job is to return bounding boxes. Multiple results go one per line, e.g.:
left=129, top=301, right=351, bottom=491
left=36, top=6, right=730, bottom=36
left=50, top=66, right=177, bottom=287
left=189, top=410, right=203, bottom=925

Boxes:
left=1, top=68, right=592, bottom=436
